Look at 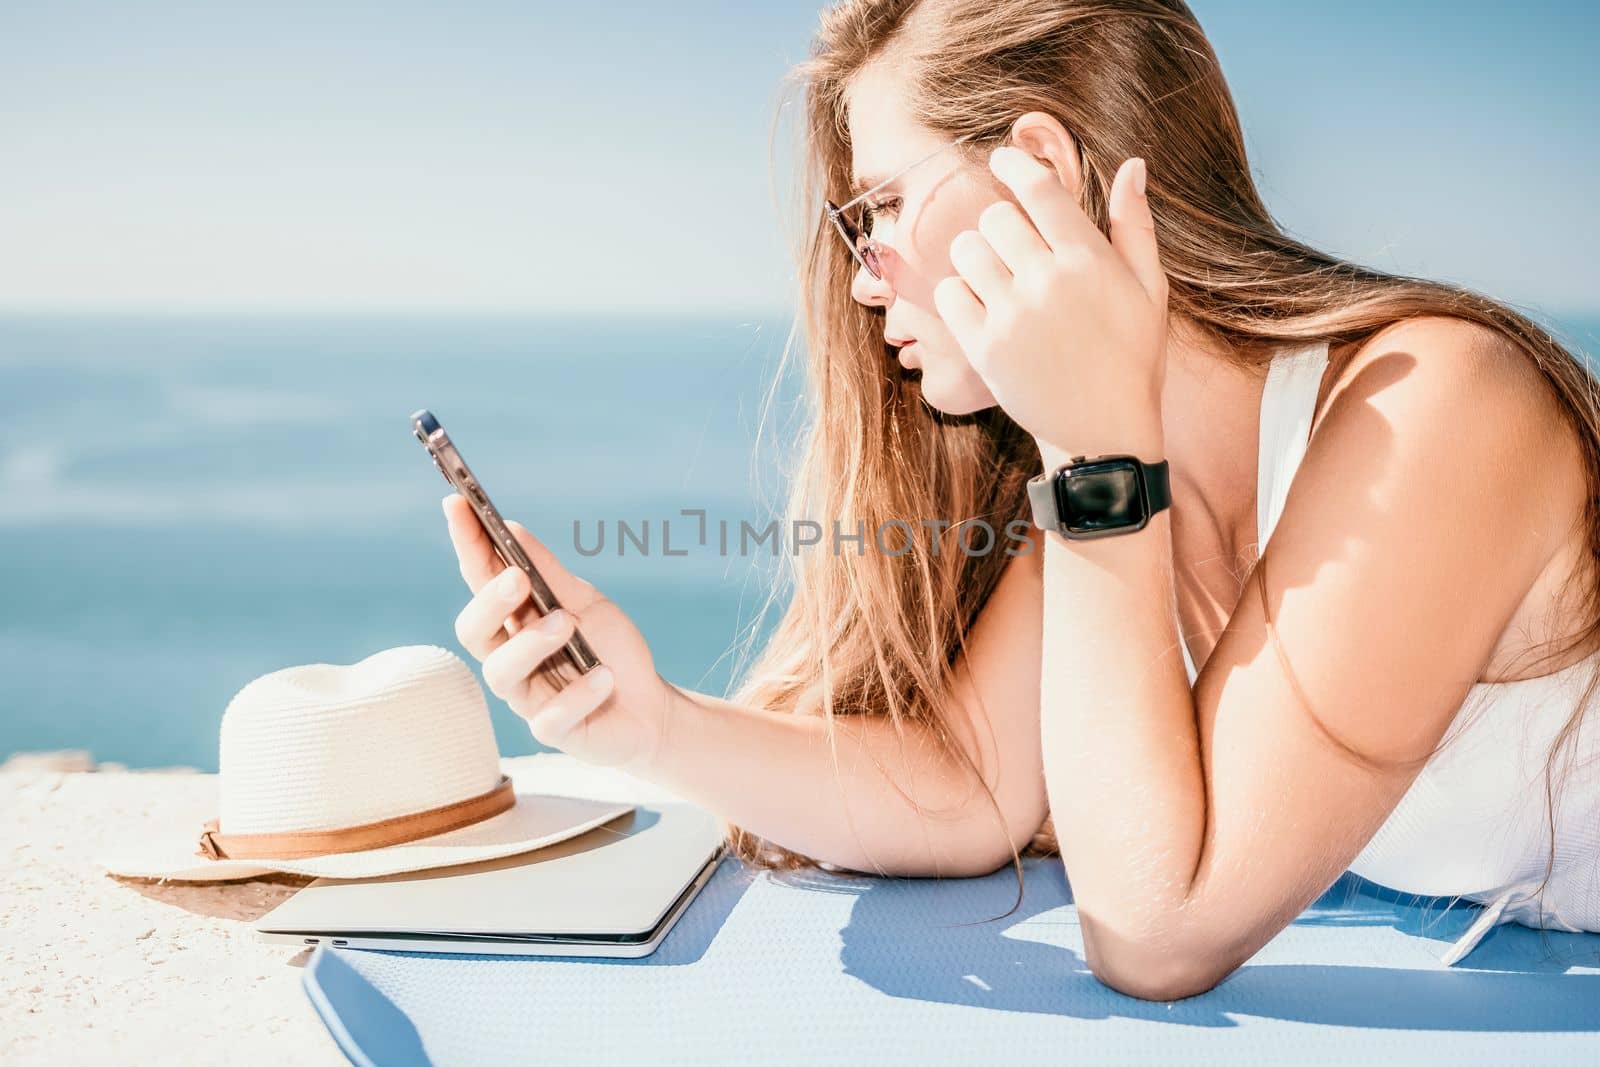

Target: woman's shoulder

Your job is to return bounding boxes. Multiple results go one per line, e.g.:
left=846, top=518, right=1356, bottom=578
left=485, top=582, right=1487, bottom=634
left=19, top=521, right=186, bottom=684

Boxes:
left=1331, top=313, right=1539, bottom=383
left=1319, top=313, right=1579, bottom=457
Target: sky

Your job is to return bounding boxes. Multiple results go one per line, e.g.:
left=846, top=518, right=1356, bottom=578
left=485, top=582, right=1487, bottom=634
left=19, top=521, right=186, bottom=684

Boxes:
left=1, top=0, right=1595, bottom=316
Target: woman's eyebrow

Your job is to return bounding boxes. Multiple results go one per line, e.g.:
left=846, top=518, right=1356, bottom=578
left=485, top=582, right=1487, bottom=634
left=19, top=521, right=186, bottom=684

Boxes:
left=849, top=172, right=888, bottom=198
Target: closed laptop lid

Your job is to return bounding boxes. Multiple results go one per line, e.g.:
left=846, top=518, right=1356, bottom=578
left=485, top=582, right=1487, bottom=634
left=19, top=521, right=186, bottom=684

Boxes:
left=256, top=801, right=724, bottom=940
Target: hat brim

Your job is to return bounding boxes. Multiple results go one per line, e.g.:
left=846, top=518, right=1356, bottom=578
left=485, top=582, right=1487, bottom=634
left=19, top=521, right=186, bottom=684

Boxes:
left=103, top=789, right=636, bottom=882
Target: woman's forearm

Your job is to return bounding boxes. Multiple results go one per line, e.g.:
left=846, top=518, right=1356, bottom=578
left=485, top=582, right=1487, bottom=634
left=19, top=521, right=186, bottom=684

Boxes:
left=636, top=686, right=1025, bottom=877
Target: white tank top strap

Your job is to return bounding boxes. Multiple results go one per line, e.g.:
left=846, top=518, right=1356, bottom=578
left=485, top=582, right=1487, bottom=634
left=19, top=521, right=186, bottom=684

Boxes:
left=1175, top=341, right=1331, bottom=688
left=1256, top=341, right=1331, bottom=547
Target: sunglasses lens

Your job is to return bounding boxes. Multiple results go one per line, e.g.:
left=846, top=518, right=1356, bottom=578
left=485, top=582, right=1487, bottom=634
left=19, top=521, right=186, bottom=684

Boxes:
left=858, top=239, right=882, bottom=280
left=827, top=202, right=881, bottom=280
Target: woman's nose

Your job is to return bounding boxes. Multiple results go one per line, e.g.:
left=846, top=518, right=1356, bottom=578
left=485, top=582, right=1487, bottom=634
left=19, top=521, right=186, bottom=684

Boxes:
left=850, top=255, right=896, bottom=309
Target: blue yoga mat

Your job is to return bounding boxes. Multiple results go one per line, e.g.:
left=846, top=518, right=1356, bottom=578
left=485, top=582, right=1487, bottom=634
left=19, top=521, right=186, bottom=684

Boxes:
left=303, top=856, right=1600, bottom=1066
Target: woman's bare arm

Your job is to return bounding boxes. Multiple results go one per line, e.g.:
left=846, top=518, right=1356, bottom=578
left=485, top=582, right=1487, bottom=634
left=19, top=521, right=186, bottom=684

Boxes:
left=1036, top=319, right=1580, bottom=1000
left=637, top=538, right=1050, bottom=878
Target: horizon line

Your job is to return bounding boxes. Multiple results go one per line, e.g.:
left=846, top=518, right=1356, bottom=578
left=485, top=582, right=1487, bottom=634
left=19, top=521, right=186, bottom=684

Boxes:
left=2, top=305, right=1598, bottom=327
left=0, top=304, right=798, bottom=320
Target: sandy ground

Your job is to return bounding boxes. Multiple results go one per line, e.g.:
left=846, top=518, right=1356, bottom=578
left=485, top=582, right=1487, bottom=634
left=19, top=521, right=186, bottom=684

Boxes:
left=1, top=752, right=660, bottom=1066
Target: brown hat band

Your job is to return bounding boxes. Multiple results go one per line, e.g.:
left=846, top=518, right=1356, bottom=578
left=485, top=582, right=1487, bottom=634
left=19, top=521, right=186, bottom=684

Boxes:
left=195, top=775, right=516, bottom=861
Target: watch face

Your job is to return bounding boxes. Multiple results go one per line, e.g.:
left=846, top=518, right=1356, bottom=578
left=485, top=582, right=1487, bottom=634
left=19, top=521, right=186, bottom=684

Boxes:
left=1054, top=458, right=1147, bottom=536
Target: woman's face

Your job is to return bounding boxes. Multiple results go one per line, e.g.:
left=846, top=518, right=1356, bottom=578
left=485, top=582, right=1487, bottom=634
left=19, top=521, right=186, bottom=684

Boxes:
left=843, top=63, right=1003, bottom=415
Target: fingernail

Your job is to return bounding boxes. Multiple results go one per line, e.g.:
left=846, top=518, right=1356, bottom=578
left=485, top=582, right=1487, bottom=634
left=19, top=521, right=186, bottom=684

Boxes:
left=1133, top=158, right=1148, bottom=196
left=537, top=609, right=567, bottom=636
left=498, top=568, right=524, bottom=601
left=585, top=665, right=613, bottom=693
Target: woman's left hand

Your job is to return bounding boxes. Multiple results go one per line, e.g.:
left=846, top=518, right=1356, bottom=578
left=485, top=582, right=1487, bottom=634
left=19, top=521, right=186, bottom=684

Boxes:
left=935, top=147, right=1169, bottom=460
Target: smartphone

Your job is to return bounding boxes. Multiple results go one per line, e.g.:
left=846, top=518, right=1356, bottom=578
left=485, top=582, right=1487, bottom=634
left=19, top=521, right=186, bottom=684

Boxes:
left=411, top=409, right=601, bottom=689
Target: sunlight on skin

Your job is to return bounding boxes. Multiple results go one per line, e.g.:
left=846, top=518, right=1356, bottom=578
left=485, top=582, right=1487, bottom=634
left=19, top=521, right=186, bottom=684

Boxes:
left=843, top=60, right=1004, bottom=414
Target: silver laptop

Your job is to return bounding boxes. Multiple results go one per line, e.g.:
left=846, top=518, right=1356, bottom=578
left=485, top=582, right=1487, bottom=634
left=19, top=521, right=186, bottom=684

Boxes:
left=256, top=801, right=726, bottom=958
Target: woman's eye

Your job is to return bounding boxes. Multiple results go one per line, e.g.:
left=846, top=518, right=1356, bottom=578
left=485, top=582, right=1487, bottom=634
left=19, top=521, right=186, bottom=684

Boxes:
left=863, top=196, right=902, bottom=230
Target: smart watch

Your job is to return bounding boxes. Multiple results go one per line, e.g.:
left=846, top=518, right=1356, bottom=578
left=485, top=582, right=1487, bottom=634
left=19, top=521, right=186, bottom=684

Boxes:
left=1027, top=454, right=1171, bottom=540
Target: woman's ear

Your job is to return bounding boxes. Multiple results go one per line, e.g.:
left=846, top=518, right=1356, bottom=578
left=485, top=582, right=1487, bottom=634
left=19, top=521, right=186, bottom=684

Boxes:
left=1005, top=111, right=1083, bottom=199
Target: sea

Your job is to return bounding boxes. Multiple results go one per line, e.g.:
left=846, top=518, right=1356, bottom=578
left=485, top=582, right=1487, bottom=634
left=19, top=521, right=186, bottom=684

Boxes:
left=3, top=310, right=1597, bottom=770
left=0, top=313, right=806, bottom=770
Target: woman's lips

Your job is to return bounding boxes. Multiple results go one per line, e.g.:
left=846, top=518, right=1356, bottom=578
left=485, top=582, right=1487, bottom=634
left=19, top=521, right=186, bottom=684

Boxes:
left=887, top=335, right=919, bottom=366
left=894, top=340, right=919, bottom=366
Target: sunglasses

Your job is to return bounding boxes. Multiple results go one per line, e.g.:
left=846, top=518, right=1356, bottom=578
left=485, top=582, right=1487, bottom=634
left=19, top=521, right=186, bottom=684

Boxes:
left=825, top=131, right=986, bottom=281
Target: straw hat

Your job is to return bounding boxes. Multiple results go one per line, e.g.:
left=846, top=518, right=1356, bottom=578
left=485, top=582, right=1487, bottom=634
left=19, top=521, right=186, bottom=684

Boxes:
left=104, top=645, right=633, bottom=881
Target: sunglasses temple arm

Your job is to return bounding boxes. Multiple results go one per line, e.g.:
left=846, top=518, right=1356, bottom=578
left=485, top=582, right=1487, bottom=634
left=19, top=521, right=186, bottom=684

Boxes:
left=836, top=133, right=979, bottom=215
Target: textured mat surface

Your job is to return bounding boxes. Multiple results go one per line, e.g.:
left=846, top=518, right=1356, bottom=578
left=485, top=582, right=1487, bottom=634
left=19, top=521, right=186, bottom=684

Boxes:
left=303, top=854, right=1600, bottom=1065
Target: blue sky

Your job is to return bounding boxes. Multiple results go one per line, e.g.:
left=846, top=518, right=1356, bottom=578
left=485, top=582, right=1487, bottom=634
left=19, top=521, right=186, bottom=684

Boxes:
left=1, top=1, right=1595, bottom=315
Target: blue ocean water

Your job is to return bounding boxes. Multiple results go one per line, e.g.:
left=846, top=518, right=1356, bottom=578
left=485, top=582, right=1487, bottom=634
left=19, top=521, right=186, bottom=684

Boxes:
left=3, top=311, right=1597, bottom=770
left=0, top=313, right=805, bottom=770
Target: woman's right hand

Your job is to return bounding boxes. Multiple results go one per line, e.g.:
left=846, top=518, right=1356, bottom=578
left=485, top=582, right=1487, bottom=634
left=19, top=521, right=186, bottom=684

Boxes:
left=442, top=493, right=674, bottom=776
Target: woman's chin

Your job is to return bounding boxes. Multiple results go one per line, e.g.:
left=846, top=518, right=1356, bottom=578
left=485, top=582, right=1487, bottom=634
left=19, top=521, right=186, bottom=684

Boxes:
left=913, top=364, right=996, bottom=416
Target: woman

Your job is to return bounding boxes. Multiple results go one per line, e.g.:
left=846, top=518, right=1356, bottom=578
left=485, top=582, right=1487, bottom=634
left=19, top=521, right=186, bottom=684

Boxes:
left=443, top=0, right=1600, bottom=1000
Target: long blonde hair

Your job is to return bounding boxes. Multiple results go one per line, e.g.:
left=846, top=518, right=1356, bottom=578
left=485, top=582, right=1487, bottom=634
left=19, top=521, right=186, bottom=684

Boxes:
left=727, top=0, right=1600, bottom=926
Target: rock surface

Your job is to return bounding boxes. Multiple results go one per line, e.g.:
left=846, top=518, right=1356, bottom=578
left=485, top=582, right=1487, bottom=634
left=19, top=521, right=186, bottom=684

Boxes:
left=0, top=751, right=661, bottom=1065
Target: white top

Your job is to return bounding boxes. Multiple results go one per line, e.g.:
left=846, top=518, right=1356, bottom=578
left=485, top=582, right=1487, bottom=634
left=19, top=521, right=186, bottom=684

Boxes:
left=1176, top=341, right=1600, bottom=965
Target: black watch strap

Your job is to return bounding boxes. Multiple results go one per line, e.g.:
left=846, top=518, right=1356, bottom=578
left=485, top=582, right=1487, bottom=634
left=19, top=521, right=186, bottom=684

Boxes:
left=1143, top=459, right=1172, bottom=513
